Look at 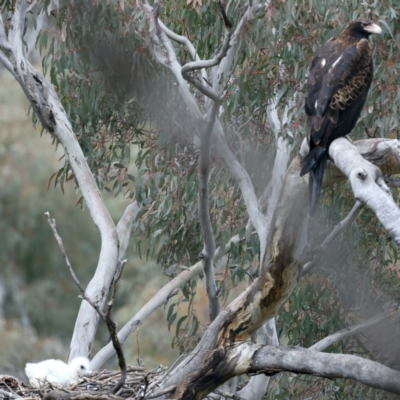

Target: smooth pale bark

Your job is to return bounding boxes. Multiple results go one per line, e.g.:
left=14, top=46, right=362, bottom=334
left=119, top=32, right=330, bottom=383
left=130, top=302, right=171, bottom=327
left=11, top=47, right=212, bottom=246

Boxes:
left=0, top=2, right=121, bottom=361
left=91, top=235, right=241, bottom=369
left=248, top=345, right=400, bottom=394
left=329, top=138, right=400, bottom=245
left=198, top=105, right=220, bottom=322
left=300, top=137, right=400, bottom=187
left=236, top=319, right=278, bottom=400
left=116, top=201, right=139, bottom=261
left=180, top=17, right=232, bottom=322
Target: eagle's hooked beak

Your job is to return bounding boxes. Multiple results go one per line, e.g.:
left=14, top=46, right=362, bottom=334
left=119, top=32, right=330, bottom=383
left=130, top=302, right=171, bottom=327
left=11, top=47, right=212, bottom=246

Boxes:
left=364, top=23, right=382, bottom=35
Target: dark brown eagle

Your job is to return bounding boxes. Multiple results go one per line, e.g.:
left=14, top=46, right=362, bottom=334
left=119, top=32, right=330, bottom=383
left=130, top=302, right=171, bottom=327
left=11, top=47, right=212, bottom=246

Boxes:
left=300, top=19, right=382, bottom=214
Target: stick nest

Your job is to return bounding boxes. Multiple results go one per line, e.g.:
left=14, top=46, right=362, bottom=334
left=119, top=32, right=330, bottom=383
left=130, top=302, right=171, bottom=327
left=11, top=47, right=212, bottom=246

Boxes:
left=0, top=365, right=168, bottom=400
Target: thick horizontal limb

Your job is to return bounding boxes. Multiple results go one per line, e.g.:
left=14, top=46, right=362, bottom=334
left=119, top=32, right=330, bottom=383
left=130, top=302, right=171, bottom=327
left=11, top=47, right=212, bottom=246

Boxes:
left=247, top=345, right=400, bottom=395
left=329, top=138, right=400, bottom=245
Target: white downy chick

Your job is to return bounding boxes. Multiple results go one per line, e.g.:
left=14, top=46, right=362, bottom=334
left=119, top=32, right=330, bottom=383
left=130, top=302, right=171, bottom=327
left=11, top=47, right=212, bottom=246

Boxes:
left=25, top=357, right=91, bottom=388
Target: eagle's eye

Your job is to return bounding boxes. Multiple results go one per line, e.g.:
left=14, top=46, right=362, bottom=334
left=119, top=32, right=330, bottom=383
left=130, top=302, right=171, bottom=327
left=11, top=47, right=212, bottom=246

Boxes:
left=80, top=365, right=86, bottom=370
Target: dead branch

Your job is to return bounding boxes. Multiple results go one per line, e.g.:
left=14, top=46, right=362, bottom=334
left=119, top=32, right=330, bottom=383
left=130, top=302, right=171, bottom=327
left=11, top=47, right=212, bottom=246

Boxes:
left=45, top=212, right=126, bottom=395
left=302, top=201, right=364, bottom=275
left=310, top=306, right=400, bottom=352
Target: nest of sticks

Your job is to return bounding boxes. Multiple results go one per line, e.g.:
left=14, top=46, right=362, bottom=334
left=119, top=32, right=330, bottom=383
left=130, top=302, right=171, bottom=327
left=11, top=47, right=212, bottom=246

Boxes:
left=0, top=365, right=171, bottom=400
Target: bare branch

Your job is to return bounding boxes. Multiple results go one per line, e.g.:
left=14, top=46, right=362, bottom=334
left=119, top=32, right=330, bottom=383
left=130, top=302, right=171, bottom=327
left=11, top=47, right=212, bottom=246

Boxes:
left=0, top=16, right=12, bottom=51
left=181, top=2, right=232, bottom=102
left=26, top=0, right=38, bottom=13
left=310, top=306, right=400, bottom=352
left=213, top=122, right=267, bottom=243
left=91, top=235, right=242, bottom=369
left=45, top=212, right=126, bottom=394
left=45, top=212, right=87, bottom=295
left=212, top=1, right=268, bottom=96
left=145, top=3, right=265, bottom=244
left=0, top=1, right=120, bottom=361
left=302, top=201, right=364, bottom=275
left=116, top=201, right=139, bottom=260
left=178, top=2, right=233, bottom=322
left=0, top=388, right=21, bottom=399
left=158, top=20, right=207, bottom=82
left=329, top=138, right=400, bottom=246
left=198, top=100, right=221, bottom=322
left=246, top=345, right=400, bottom=395
left=237, top=319, right=279, bottom=400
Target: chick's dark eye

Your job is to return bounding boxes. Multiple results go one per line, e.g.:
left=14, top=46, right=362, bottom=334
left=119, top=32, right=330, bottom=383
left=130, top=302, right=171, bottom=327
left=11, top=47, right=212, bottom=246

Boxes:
left=81, top=365, right=85, bottom=370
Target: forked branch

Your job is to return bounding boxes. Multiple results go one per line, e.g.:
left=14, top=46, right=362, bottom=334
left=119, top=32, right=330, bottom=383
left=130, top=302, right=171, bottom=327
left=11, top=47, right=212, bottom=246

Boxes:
left=0, top=0, right=120, bottom=361
left=178, top=1, right=232, bottom=322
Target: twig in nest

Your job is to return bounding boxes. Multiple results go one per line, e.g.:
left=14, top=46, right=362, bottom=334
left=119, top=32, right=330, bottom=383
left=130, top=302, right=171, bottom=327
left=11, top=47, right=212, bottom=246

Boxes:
left=45, top=212, right=127, bottom=395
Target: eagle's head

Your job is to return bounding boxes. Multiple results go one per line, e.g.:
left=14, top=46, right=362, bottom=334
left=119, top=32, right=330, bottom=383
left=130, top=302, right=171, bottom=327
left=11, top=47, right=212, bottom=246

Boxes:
left=344, top=20, right=382, bottom=40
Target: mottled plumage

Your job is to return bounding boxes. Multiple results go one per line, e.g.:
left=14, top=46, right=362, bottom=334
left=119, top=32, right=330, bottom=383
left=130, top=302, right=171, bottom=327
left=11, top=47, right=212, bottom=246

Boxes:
left=300, top=20, right=381, bottom=214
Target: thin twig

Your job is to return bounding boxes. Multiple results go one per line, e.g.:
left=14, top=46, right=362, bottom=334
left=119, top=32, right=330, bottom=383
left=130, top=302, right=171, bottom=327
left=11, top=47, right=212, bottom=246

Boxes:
left=302, top=201, right=364, bottom=275
left=180, top=9, right=232, bottom=102
left=45, top=212, right=127, bottom=395
left=309, top=306, right=400, bottom=351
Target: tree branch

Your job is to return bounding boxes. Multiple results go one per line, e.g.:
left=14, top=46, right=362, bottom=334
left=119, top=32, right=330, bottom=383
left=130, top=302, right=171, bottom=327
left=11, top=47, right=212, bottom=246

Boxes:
left=0, top=0, right=120, bottom=361
left=176, top=2, right=232, bottom=323
left=302, top=201, right=364, bottom=275
left=157, top=19, right=208, bottom=82
left=310, top=306, right=400, bottom=352
left=236, top=319, right=279, bottom=400
left=181, top=2, right=232, bottom=102
left=45, top=212, right=126, bottom=395
left=146, top=3, right=266, bottom=246
left=211, top=0, right=268, bottom=98
left=198, top=101, right=221, bottom=322
left=329, top=138, right=400, bottom=245
left=26, top=0, right=38, bottom=13
left=91, top=235, right=242, bottom=369
left=116, top=201, right=139, bottom=261
left=247, top=345, right=400, bottom=395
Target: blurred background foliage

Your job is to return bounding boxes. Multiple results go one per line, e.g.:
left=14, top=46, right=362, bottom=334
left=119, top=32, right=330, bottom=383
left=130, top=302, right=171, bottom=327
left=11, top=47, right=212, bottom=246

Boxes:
left=0, top=0, right=400, bottom=398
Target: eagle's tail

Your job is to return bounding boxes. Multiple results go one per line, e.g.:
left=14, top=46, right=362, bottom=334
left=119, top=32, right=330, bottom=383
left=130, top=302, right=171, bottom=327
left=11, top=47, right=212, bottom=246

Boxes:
left=300, top=147, right=328, bottom=215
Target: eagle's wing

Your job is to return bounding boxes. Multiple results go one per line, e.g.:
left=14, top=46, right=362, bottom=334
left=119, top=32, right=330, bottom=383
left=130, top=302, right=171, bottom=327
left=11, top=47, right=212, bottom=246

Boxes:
left=305, top=43, right=362, bottom=146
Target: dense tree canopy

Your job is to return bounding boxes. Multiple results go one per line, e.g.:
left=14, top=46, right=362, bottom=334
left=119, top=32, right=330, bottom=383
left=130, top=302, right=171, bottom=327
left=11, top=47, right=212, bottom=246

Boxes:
left=1, top=0, right=400, bottom=398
